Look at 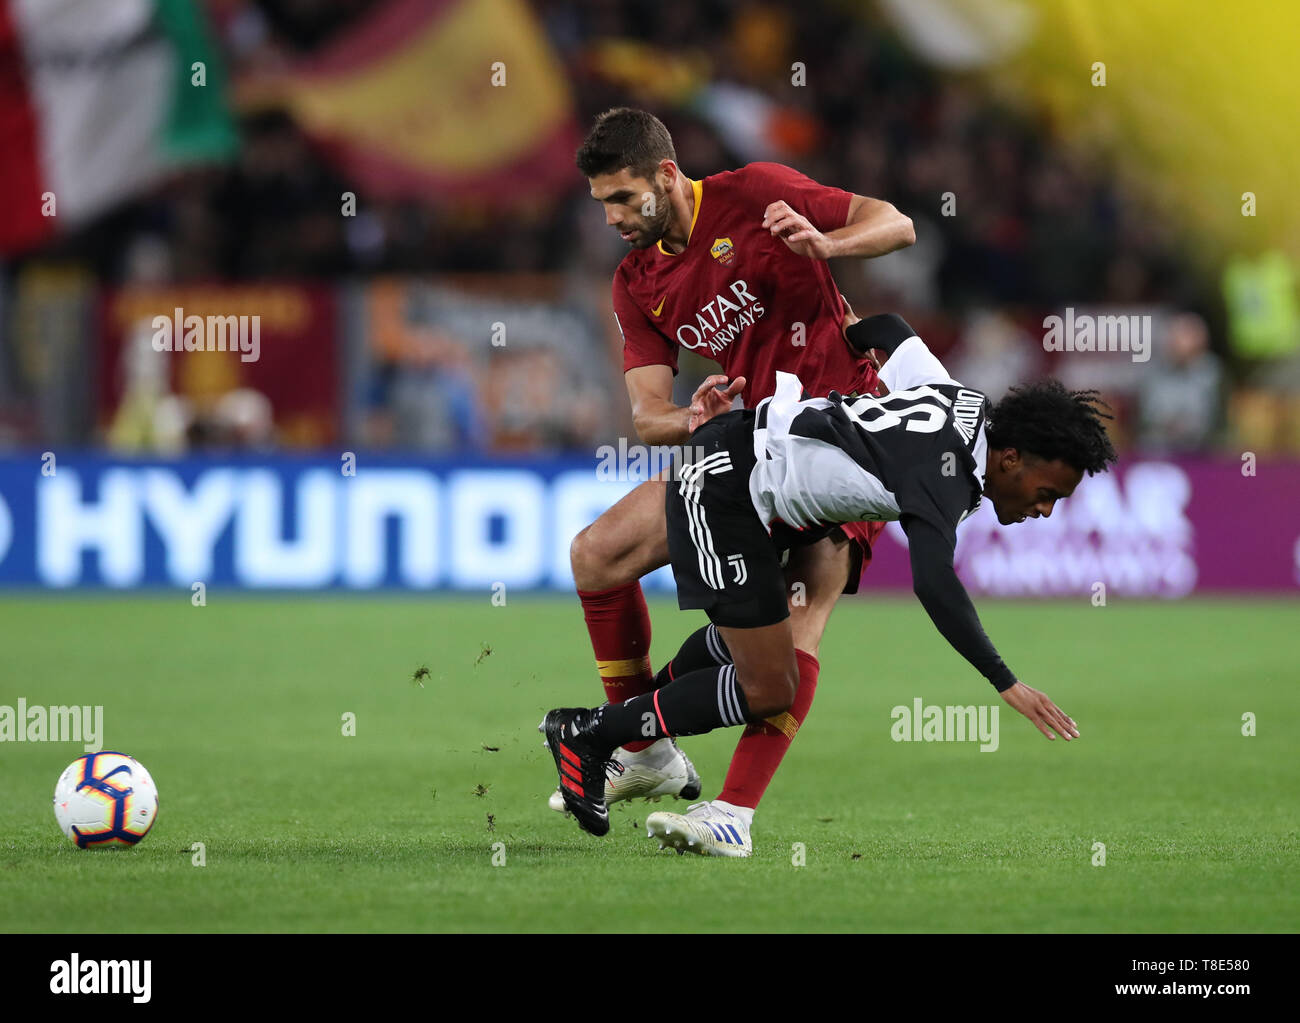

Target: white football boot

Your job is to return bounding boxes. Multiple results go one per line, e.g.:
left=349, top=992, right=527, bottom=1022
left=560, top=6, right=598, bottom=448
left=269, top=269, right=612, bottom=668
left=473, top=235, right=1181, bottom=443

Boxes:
left=646, top=800, right=752, bottom=858
left=547, top=738, right=700, bottom=812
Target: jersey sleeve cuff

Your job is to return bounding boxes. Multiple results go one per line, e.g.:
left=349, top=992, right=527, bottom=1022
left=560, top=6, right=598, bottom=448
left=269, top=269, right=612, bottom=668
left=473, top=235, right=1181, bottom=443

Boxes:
left=622, top=355, right=679, bottom=375
left=845, top=313, right=918, bottom=356
left=988, top=664, right=1017, bottom=692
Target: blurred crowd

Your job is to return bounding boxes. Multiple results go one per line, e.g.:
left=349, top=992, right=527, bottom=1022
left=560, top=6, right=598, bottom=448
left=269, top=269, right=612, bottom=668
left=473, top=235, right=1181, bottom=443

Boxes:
left=6, top=0, right=1300, bottom=454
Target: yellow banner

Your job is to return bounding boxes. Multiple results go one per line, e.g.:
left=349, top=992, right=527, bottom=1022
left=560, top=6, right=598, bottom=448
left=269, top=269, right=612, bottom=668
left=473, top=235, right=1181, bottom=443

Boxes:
left=1002, top=0, right=1300, bottom=255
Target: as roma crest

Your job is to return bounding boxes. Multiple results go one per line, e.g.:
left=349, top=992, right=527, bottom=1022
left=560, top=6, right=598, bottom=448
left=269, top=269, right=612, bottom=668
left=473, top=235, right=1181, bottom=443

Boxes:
left=710, top=237, right=735, bottom=265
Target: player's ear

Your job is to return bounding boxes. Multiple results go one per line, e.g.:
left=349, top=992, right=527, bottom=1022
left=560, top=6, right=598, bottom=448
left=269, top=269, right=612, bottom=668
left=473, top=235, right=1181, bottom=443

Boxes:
left=656, top=159, right=678, bottom=191
left=1000, top=447, right=1022, bottom=473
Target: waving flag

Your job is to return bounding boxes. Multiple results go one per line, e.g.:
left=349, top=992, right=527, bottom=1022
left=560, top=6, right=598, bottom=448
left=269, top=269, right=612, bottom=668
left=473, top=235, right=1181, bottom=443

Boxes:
left=235, top=0, right=578, bottom=203
left=0, top=0, right=236, bottom=254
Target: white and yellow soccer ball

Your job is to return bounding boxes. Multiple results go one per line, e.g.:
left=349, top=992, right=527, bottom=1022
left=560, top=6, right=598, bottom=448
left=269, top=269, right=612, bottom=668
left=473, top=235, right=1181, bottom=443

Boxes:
left=52, top=752, right=159, bottom=849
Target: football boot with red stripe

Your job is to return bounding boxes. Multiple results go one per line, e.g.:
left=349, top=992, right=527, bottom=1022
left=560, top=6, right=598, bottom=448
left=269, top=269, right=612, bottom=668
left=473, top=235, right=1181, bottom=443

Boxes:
left=540, top=708, right=616, bottom=836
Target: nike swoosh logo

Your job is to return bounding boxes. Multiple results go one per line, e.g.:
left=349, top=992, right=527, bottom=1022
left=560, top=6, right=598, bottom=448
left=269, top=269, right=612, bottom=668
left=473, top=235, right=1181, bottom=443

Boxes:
left=651, top=296, right=667, bottom=317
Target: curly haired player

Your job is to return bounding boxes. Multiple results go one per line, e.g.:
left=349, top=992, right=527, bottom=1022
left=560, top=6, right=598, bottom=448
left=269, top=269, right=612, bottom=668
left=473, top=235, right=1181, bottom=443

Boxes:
left=543, top=314, right=1117, bottom=851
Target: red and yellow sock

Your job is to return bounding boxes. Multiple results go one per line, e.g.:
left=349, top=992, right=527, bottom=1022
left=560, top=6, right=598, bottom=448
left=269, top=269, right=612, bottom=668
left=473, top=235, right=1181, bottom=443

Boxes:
left=716, top=648, right=819, bottom=808
left=577, top=581, right=656, bottom=752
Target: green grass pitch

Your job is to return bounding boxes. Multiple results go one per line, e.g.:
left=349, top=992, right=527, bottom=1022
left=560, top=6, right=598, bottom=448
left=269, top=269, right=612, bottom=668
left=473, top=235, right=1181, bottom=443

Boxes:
left=0, top=594, right=1296, bottom=933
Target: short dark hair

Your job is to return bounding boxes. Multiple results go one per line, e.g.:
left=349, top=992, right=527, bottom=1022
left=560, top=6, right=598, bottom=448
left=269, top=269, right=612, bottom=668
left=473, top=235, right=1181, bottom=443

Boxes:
left=986, top=380, right=1118, bottom=476
left=576, top=107, right=677, bottom=181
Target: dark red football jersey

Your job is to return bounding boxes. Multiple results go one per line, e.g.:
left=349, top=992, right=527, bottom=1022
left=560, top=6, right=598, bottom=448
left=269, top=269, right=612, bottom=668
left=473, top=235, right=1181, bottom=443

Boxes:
left=613, top=162, right=880, bottom=407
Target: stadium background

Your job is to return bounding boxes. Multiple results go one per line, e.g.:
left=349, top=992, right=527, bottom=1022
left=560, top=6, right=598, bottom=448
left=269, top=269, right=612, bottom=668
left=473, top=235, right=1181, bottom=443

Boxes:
left=0, top=0, right=1297, bottom=595
left=0, top=0, right=1297, bottom=936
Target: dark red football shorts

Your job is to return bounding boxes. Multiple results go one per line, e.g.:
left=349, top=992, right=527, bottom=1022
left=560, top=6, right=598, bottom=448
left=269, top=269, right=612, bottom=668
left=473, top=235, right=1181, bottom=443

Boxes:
left=836, top=520, right=887, bottom=595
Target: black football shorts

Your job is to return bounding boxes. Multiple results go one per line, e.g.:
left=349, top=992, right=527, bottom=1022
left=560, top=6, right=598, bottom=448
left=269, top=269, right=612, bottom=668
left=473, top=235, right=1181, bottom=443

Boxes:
left=665, top=410, right=790, bottom=630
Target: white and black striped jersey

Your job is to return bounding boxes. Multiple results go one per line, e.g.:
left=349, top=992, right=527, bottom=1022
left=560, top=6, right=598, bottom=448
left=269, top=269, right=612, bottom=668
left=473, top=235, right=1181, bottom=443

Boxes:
left=748, top=334, right=989, bottom=546
left=743, top=316, right=1017, bottom=691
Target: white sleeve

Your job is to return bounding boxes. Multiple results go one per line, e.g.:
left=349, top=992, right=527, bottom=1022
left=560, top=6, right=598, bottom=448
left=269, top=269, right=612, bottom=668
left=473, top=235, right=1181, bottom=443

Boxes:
left=878, top=336, right=960, bottom=393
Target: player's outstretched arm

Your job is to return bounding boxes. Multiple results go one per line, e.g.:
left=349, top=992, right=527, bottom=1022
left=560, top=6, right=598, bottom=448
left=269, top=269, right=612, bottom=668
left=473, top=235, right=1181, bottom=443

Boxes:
left=902, top=514, right=1078, bottom=741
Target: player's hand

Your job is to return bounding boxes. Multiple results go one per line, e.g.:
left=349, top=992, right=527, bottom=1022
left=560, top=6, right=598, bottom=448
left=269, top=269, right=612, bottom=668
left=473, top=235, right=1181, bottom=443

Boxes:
left=763, top=201, right=835, bottom=259
left=1000, top=681, right=1079, bottom=741
left=838, top=294, right=882, bottom=371
left=840, top=293, right=861, bottom=337
left=688, top=374, right=746, bottom=433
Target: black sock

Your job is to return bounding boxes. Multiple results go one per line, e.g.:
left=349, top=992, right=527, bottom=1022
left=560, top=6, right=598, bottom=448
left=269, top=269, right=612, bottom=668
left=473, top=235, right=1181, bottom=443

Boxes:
left=653, top=624, right=733, bottom=689
left=591, top=664, right=754, bottom=747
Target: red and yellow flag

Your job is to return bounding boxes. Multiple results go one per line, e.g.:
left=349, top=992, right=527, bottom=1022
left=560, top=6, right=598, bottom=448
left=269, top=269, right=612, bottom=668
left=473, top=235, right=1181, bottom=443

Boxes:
left=238, top=0, right=578, bottom=203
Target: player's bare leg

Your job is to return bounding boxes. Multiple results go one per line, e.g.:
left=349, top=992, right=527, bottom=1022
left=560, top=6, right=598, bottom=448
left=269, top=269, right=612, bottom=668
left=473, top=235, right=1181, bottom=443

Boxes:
left=785, top=534, right=855, bottom=660
left=569, top=475, right=670, bottom=593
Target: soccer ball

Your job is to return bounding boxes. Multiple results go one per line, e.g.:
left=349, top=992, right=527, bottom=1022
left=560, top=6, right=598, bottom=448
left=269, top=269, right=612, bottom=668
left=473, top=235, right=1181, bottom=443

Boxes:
left=52, top=752, right=159, bottom=849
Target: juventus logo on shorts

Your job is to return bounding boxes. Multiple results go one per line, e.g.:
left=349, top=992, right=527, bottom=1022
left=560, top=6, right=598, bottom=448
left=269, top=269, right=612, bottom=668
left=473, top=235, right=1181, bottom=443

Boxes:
left=679, top=452, right=733, bottom=590
left=727, top=553, right=747, bottom=585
